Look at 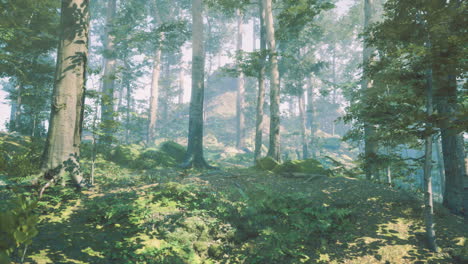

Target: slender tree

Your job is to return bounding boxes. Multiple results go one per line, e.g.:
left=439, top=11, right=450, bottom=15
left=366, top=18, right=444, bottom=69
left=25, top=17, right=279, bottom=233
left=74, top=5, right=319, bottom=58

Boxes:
left=100, top=0, right=117, bottom=145
left=254, top=2, right=266, bottom=163
left=147, top=7, right=163, bottom=145
left=41, top=0, right=89, bottom=194
left=263, top=0, right=281, bottom=161
left=181, top=0, right=211, bottom=168
left=362, top=0, right=378, bottom=180
left=236, top=9, right=246, bottom=149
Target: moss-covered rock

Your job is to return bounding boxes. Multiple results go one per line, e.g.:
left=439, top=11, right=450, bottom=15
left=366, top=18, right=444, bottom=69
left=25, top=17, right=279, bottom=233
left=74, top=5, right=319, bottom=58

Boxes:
left=111, top=144, right=142, bottom=165
left=256, top=157, right=279, bottom=171
left=135, top=149, right=176, bottom=169
left=160, top=141, right=186, bottom=162
left=273, top=159, right=330, bottom=176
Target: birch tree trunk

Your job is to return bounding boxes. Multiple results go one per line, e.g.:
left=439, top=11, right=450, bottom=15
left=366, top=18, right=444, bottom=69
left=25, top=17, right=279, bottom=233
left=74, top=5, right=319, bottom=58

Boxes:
left=181, top=0, right=210, bottom=168
left=41, top=0, right=89, bottom=190
left=236, top=9, right=246, bottom=149
left=254, top=2, right=266, bottom=163
left=363, top=0, right=378, bottom=180
left=100, top=0, right=117, bottom=145
left=263, top=0, right=281, bottom=161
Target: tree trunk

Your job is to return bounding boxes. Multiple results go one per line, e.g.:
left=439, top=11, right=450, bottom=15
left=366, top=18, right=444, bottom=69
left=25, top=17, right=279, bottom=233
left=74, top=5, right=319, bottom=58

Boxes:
left=41, top=0, right=89, bottom=190
left=147, top=28, right=163, bottom=145
left=306, top=76, right=316, bottom=158
left=434, top=70, right=467, bottom=216
left=363, top=0, right=378, bottom=181
left=181, top=0, right=210, bottom=169
left=298, top=89, right=308, bottom=159
left=236, top=9, right=246, bottom=149
left=100, top=0, right=117, bottom=145
left=254, top=2, right=266, bottom=163
left=14, top=83, right=23, bottom=132
left=423, top=67, right=438, bottom=251
left=263, top=0, right=281, bottom=161
left=435, top=137, right=445, bottom=201
left=178, top=67, right=185, bottom=104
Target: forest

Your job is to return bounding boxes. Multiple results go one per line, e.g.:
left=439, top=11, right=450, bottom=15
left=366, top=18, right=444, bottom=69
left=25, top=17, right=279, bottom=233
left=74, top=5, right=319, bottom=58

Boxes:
left=0, top=0, right=467, bottom=263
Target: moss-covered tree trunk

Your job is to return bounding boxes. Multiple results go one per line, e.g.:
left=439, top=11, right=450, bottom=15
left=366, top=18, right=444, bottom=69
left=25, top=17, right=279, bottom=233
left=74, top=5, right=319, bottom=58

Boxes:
left=100, top=0, right=117, bottom=145
left=362, top=0, right=378, bottom=180
left=254, top=3, right=266, bottom=163
left=306, top=76, right=316, bottom=158
left=263, top=0, right=281, bottom=162
left=42, top=0, right=89, bottom=189
left=181, top=0, right=210, bottom=168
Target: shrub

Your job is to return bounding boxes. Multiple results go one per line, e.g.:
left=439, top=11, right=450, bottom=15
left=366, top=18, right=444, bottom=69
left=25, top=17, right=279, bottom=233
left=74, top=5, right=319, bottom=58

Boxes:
left=273, top=158, right=331, bottom=176
left=160, top=141, right=186, bottom=163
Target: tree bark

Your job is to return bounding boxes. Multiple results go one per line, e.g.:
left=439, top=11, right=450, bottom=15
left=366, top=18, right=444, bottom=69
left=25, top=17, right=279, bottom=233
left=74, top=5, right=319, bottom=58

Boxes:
left=263, top=0, right=281, bottom=161
left=363, top=0, right=378, bottom=180
left=236, top=9, right=246, bottom=149
left=178, top=67, right=185, bottom=105
left=41, top=0, right=89, bottom=189
left=181, top=0, right=210, bottom=169
left=435, top=137, right=445, bottom=200
left=254, top=2, right=266, bottom=163
left=100, top=0, right=117, bottom=145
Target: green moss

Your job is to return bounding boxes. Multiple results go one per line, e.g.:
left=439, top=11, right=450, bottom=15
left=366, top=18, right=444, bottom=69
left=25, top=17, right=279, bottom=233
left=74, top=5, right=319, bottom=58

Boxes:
left=160, top=141, right=186, bottom=162
left=256, top=157, right=279, bottom=171
left=136, top=149, right=176, bottom=168
left=193, top=241, right=209, bottom=253
left=273, top=159, right=330, bottom=176
left=111, top=144, right=142, bottom=165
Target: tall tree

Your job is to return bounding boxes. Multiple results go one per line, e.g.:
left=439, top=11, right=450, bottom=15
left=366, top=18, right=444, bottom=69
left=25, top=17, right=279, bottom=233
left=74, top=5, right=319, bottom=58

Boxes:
left=235, top=9, right=246, bottom=149
left=181, top=0, right=211, bottom=168
left=254, top=2, right=266, bottom=163
left=41, top=0, right=89, bottom=193
left=263, top=0, right=281, bottom=161
left=362, top=0, right=378, bottom=180
left=100, top=0, right=117, bottom=145
left=147, top=6, right=163, bottom=145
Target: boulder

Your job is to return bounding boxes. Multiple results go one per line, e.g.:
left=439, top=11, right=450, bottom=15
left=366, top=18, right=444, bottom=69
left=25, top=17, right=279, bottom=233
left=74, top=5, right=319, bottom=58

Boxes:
left=111, top=144, right=141, bottom=165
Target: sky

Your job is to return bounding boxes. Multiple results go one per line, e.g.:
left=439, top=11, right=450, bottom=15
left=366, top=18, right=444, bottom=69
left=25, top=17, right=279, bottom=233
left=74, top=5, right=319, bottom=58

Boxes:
left=0, top=0, right=353, bottom=132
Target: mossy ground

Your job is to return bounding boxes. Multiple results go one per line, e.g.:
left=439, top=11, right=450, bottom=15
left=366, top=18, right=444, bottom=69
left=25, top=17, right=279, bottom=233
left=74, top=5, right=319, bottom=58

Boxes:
left=2, top=160, right=467, bottom=264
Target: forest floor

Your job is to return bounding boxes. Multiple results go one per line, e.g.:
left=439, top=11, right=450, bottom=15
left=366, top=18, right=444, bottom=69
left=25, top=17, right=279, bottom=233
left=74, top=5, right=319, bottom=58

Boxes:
left=10, top=161, right=466, bottom=264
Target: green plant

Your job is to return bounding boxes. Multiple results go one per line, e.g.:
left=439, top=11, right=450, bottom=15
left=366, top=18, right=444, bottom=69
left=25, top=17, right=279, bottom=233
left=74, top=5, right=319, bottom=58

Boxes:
left=0, top=192, right=39, bottom=263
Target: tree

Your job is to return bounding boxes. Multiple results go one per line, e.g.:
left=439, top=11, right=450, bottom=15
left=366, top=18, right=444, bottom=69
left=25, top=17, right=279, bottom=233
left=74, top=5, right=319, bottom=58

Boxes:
left=147, top=6, right=164, bottom=145
left=263, top=0, right=281, bottom=161
left=41, top=0, right=89, bottom=194
left=100, top=0, right=117, bottom=145
left=181, top=0, right=211, bottom=168
left=254, top=2, right=266, bottom=163
left=235, top=9, right=246, bottom=149
left=362, top=0, right=378, bottom=181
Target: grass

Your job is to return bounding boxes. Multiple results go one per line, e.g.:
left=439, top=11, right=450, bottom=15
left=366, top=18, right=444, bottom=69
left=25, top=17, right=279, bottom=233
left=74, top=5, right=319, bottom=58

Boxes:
left=1, top=162, right=467, bottom=264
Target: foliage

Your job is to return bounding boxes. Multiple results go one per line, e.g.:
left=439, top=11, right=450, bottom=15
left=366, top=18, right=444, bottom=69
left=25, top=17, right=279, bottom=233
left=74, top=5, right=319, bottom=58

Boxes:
left=0, top=134, right=43, bottom=180
left=255, top=156, right=279, bottom=171
left=0, top=191, right=39, bottom=263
